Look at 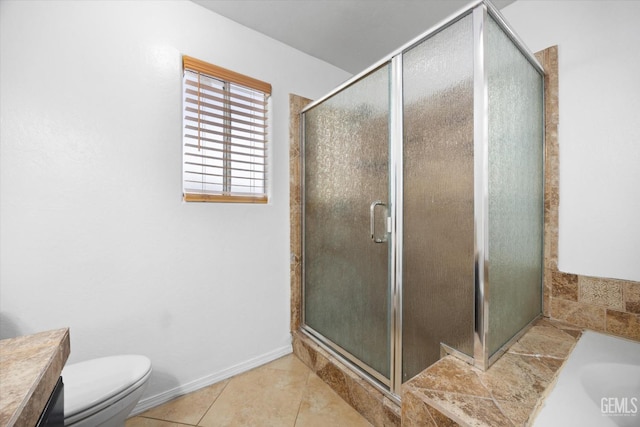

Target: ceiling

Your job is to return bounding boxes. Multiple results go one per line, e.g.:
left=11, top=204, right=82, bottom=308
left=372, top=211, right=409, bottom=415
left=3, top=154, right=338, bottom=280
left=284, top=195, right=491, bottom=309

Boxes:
left=191, top=0, right=514, bottom=74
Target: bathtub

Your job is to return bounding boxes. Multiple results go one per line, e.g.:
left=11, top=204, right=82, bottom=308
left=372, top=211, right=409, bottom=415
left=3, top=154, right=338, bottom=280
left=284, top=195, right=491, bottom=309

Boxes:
left=533, top=330, right=640, bottom=427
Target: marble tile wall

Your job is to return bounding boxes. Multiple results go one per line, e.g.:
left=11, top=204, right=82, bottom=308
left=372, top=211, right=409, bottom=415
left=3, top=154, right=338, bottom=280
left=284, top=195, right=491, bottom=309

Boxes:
left=537, top=46, right=559, bottom=318
left=289, top=93, right=308, bottom=335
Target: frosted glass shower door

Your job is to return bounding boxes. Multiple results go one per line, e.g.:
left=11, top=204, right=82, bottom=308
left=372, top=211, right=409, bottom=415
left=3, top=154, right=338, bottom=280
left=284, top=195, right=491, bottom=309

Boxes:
left=303, top=65, right=391, bottom=383
left=402, top=14, right=476, bottom=382
left=486, top=15, right=544, bottom=357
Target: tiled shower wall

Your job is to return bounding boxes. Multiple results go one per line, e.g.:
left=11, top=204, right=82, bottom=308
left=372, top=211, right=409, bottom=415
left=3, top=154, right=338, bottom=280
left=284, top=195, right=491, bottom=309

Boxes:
left=289, top=93, right=308, bottom=335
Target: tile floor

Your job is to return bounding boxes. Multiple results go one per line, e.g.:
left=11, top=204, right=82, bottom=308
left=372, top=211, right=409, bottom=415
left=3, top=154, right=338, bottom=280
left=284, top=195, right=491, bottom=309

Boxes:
left=126, top=354, right=372, bottom=427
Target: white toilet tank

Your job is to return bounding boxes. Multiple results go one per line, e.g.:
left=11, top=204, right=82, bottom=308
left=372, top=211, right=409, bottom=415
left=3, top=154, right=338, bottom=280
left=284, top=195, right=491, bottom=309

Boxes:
left=62, top=355, right=152, bottom=427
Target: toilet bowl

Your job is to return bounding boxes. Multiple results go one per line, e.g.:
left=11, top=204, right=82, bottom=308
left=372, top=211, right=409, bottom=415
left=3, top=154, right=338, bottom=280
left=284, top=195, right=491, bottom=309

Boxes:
left=62, top=355, right=152, bottom=427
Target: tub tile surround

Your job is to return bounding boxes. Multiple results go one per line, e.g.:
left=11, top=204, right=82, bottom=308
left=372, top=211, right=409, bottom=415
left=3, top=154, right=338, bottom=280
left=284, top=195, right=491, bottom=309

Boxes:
left=289, top=45, right=639, bottom=426
left=550, top=272, right=640, bottom=341
left=538, top=45, right=560, bottom=319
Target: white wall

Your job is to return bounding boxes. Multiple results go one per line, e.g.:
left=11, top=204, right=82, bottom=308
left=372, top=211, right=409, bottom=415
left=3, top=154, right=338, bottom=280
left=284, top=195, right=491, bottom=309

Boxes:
left=503, top=1, right=640, bottom=281
left=0, top=0, right=350, bottom=406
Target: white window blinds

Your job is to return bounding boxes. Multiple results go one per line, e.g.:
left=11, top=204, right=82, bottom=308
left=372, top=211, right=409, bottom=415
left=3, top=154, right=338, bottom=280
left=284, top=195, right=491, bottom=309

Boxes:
left=182, top=56, right=271, bottom=203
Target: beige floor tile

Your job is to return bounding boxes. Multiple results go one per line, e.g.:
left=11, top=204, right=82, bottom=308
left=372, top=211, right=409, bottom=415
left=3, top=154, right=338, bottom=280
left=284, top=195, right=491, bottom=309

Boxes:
left=126, top=416, right=190, bottom=427
left=127, top=355, right=371, bottom=427
left=137, top=381, right=229, bottom=425
left=295, top=373, right=372, bottom=427
left=264, top=354, right=310, bottom=377
left=198, top=362, right=310, bottom=427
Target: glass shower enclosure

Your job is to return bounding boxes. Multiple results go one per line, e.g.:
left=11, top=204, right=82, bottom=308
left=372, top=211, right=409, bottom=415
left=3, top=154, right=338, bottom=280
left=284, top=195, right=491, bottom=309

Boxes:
left=301, top=0, right=544, bottom=397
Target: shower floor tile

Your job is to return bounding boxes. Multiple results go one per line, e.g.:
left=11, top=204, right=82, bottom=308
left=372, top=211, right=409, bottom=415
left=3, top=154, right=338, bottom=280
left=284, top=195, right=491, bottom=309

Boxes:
left=126, top=354, right=372, bottom=427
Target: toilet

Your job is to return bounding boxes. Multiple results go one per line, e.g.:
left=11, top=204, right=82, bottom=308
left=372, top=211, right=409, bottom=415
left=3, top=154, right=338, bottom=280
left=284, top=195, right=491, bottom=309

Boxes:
left=62, top=355, right=152, bottom=427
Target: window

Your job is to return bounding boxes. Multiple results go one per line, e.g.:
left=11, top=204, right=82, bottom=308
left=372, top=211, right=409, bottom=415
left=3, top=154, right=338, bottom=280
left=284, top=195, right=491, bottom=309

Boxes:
left=182, top=56, right=271, bottom=203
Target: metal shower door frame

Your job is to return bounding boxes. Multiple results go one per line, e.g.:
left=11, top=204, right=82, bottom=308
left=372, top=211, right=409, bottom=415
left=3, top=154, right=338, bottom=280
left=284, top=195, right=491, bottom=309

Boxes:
left=300, top=62, right=395, bottom=395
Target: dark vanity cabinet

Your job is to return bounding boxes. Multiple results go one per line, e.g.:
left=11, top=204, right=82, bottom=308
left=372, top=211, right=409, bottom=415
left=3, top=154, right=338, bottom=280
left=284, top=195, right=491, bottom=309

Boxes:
left=37, top=377, right=64, bottom=427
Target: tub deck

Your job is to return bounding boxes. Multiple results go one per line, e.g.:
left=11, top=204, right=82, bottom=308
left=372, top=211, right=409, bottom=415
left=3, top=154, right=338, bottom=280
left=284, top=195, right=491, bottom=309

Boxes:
left=533, top=330, right=640, bottom=427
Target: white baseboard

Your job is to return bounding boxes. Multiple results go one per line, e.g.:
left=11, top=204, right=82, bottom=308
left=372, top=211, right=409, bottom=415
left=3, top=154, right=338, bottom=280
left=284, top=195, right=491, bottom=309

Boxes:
left=130, top=344, right=293, bottom=416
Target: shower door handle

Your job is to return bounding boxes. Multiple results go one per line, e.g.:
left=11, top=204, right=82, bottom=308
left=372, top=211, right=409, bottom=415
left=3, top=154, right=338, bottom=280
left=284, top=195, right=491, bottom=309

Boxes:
left=370, top=200, right=388, bottom=243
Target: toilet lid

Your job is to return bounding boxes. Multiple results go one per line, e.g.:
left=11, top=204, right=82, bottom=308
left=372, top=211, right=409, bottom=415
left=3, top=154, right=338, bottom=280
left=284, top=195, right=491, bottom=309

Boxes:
left=62, top=355, right=152, bottom=418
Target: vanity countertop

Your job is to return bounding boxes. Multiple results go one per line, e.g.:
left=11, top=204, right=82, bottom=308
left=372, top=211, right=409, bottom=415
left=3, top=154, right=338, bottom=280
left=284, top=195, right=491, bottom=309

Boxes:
left=0, top=328, right=70, bottom=427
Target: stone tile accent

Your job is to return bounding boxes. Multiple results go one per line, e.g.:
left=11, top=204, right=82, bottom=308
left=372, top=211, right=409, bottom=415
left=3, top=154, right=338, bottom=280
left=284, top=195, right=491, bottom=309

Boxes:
left=579, top=276, right=624, bottom=310
left=546, top=274, right=640, bottom=342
